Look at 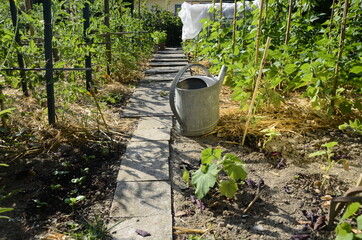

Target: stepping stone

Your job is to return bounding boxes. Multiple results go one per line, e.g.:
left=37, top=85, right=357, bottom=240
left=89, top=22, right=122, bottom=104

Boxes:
left=140, top=72, right=191, bottom=82
left=153, top=53, right=186, bottom=59
left=149, top=61, right=187, bottom=67
left=110, top=181, right=171, bottom=217
left=117, top=155, right=169, bottom=181
left=150, top=58, right=187, bottom=62
left=131, top=117, right=172, bottom=141
left=122, top=82, right=172, bottom=117
left=157, top=50, right=184, bottom=54
left=145, top=66, right=184, bottom=75
left=109, top=215, right=172, bottom=240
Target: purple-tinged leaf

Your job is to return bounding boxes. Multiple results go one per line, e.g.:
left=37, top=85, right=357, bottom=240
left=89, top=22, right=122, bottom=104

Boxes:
left=291, top=234, right=310, bottom=240
left=245, top=178, right=257, bottom=188
left=275, top=158, right=286, bottom=169
left=284, top=185, right=293, bottom=194
left=272, top=152, right=281, bottom=156
left=135, top=229, right=151, bottom=237
left=190, top=195, right=196, bottom=203
left=302, top=210, right=318, bottom=224
left=196, top=199, right=205, bottom=211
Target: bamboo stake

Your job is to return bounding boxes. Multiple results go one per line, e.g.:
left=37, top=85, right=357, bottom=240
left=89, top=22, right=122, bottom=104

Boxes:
left=231, top=0, right=237, bottom=64
left=331, top=0, right=349, bottom=112
left=254, top=0, right=264, bottom=71
left=285, top=0, right=293, bottom=44
left=242, top=37, right=271, bottom=146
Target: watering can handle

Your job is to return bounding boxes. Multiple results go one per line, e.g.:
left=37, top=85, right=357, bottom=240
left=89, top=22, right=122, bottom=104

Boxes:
left=169, top=64, right=212, bottom=130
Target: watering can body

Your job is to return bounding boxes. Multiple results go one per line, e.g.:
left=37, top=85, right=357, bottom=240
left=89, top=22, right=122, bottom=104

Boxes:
left=169, top=64, right=227, bottom=136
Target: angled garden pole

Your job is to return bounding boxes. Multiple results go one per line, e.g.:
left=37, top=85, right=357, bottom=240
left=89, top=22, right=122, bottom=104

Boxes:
left=43, top=0, right=55, bottom=125
left=242, top=37, right=271, bottom=146
left=9, top=0, right=28, bottom=97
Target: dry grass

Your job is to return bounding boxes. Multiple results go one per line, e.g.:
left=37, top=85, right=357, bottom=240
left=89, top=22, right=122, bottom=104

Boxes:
left=0, top=79, right=136, bottom=159
left=214, top=85, right=360, bottom=139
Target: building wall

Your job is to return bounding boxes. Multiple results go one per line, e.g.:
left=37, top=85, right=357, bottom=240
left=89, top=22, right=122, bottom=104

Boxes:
left=135, top=0, right=185, bottom=14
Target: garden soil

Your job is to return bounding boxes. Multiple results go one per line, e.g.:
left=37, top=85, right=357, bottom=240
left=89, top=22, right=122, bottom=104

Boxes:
left=0, top=86, right=361, bottom=240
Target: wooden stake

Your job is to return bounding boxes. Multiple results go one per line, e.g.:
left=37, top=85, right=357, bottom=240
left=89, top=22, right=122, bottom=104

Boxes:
left=242, top=37, right=272, bottom=146
left=254, top=0, right=264, bottom=70
left=331, top=0, right=349, bottom=112
left=285, top=0, right=293, bottom=44
left=231, top=0, right=237, bottom=64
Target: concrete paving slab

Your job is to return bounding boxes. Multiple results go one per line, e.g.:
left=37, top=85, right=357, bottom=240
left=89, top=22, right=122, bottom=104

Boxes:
left=124, top=140, right=169, bottom=159
left=117, top=156, right=169, bottom=181
left=145, top=66, right=184, bottom=75
left=109, top=215, right=173, bottom=240
left=150, top=58, right=187, bottom=62
left=153, top=53, right=186, bottom=59
left=140, top=72, right=191, bottom=82
left=149, top=61, right=187, bottom=67
left=136, top=116, right=172, bottom=130
left=110, top=181, right=171, bottom=217
left=131, top=127, right=170, bottom=141
left=157, top=50, right=184, bottom=54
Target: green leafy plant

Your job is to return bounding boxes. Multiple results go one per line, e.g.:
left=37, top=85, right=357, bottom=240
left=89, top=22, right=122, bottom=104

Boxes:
left=65, top=195, right=86, bottom=206
left=309, top=141, right=348, bottom=187
left=339, top=119, right=362, bottom=135
left=184, top=148, right=247, bottom=200
left=335, top=202, right=362, bottom=240
left=151, top=31, right=167, bottom=44
left=260, top=126, right=281, bottom=149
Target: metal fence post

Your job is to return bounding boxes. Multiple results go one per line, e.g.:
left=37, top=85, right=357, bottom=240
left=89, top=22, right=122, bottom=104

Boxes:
left=43, top=0, right=55, bottom=124
left=83, top=2, right=92, bottom=91
left=9, top=0, right=29, bottom=97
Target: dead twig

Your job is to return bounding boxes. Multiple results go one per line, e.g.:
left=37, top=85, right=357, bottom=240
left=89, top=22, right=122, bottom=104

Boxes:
left=243, top=185, right=263, bottom=214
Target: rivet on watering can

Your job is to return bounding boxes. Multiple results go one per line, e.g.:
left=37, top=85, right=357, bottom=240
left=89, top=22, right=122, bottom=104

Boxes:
left=169, top=64, right=227, bottom=136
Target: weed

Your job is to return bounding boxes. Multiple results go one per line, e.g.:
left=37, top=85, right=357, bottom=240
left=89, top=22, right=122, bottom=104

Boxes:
left=309, top=141, right=348, bottom=187
left=184, top=148, right=247, bottom=200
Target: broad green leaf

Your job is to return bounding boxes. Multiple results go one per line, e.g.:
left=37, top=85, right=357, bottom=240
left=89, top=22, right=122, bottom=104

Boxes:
left=219, top=179, right=238, bottom=199
left=0, top=108, right=16, bottom=116
left=335, top=228, right=353, bottom=240
left=357, top=215, right=362, bottom=230
left=309, top=151, right=326, bottom=157
left=350, top=65, right=362, bottom=74
left=76, top=195, right=86, bottom=201
left=0, top=208, right=13, bottom=214
left=284, top=64, right=298, bottom=75
left=341, top=202, right=360, bottom=221
left=322, top=141, right=338, bottom=149
left=222, top=154, right=247, bottom=180
left=201, top=148, right=223, bottom=165
left=182, top=168, right=190, bottom=185
left=191, top=164, right=218, bottom=200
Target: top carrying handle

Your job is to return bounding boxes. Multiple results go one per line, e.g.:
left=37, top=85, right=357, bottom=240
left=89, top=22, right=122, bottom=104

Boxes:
left=169, top=63, right=212, bottom=130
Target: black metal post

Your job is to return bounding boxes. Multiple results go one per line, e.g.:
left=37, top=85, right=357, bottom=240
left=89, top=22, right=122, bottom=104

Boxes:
left=9, top=0, right=29, bottom=96
left=83, top=2, right=92, bottom=91
left=104, top=0, right=111, bottom=75
left=43, top=0, right=56, bottom=124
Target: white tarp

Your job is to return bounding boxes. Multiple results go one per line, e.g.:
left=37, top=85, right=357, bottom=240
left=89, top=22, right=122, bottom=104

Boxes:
left=178, top=1, right=260, bottom=41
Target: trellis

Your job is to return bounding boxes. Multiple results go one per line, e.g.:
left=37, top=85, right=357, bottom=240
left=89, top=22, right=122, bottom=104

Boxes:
left=1, top=0, right=141, bottom=125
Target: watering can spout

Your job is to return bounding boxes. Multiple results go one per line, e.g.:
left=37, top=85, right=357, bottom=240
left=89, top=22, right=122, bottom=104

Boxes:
left=217, top=65, right=228, bottom=85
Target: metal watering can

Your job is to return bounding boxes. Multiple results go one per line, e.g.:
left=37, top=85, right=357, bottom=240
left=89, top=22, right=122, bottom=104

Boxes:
left=169, top=64, right=228, bottom=136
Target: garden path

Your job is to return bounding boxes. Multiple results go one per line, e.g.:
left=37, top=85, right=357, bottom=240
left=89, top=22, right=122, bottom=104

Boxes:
left=109, top=48, right=188, bottom=240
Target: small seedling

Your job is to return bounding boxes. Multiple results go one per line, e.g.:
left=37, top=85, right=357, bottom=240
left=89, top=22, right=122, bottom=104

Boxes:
left=339, top=119, right=362, bottom=135
left=260, top=126, right=281, bottom=149
left=184, top=148, right=247, bottom=200
left=65, top=195, right=86, bottom=206
left=309, top=141, right=348, bottom=187
left=33, top=199, right=48, bottom=208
